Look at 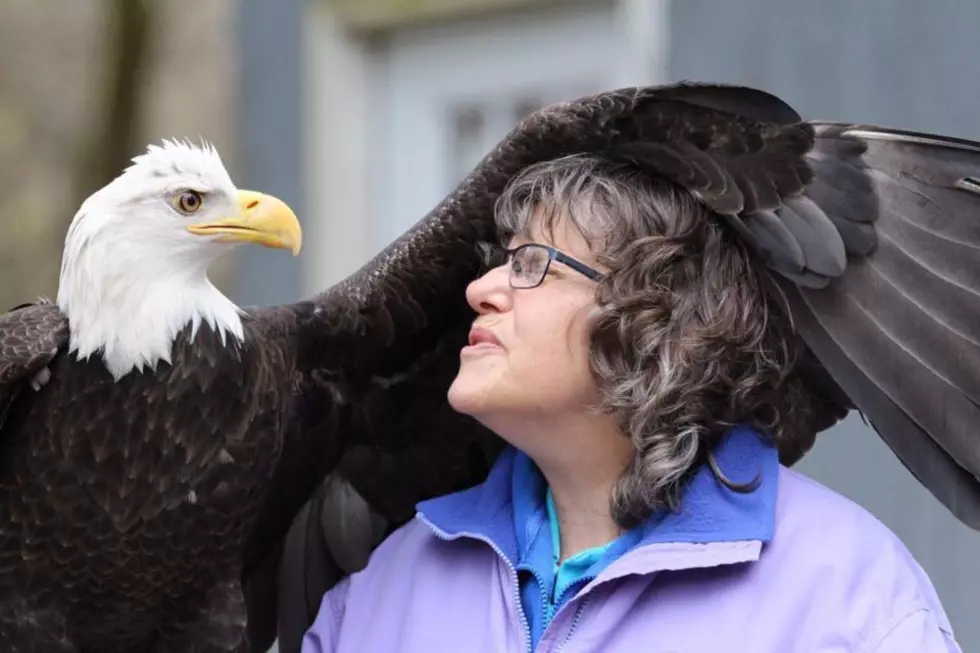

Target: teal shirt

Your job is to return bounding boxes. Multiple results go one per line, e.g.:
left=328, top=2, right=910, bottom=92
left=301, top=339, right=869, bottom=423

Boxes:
left=511, top=454, right=644, bottom=647
left=544, top=488, right=616, bottom=606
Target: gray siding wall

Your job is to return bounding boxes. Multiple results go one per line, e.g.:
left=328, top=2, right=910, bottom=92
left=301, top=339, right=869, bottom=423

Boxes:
left=232, top=0, right=306, bottom=308
left=668, top=0, right=980, bottom=647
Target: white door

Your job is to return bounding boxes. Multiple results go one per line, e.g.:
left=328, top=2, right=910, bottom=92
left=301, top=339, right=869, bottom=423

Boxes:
left=370, top=1, right=623, bottom=249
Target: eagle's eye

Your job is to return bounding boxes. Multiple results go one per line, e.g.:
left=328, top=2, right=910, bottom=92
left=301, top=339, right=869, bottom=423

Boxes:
left=172, top=190, right=204, bottom=214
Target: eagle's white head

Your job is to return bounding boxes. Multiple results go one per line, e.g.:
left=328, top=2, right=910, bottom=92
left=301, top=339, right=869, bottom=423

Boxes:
left=56, top=139, right=302, bottom=380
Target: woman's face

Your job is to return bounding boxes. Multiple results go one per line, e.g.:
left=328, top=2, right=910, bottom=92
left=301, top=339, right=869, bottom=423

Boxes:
left=447, top=208, right=604, bottom=430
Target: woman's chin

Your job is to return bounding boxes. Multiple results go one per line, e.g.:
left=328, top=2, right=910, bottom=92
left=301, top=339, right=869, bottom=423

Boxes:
left=447, top=373, right=503, bottom=417
left=446, top=381, right=484, bottom=416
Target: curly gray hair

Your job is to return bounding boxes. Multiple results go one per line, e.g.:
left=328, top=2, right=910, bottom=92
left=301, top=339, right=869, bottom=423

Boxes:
left=492, top=153, right=828, bottom=529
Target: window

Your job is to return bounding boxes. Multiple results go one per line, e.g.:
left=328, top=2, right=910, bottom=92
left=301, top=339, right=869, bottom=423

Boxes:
left=446, top=94, right=573, bottom=188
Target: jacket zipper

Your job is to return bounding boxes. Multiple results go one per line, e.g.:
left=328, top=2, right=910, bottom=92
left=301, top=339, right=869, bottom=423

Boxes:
left=417, top=513, right=533, bottom=653
left=418, top=515, right=641, bottom=653
left=553, top=594, right=591, bottom=653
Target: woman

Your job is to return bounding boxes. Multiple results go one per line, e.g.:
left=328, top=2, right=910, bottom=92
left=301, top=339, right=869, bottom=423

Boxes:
left=301, top=153, right=961, bottom=652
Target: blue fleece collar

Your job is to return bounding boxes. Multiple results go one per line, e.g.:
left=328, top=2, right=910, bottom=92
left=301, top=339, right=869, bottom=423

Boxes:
left=416, top=425, right=779, bottom=561
left=417, top=426, right=778, bottom=649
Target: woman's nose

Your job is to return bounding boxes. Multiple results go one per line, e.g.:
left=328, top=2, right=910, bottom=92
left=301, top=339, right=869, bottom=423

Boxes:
left=466, top=266, right=512, bottom=314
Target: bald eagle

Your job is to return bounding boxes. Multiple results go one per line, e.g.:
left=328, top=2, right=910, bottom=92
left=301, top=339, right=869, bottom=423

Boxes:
left=2, top=83, right=980, bottom=653
left=0, top=140, right=498, bottom=653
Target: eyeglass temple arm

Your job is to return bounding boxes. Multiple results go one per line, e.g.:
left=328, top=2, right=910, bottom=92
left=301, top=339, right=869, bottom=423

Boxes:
left=552, top=251, right=603, bottom=281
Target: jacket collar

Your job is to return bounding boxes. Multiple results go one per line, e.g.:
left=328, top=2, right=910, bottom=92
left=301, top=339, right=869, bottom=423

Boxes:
left=416, top=425, right=779, bottom=574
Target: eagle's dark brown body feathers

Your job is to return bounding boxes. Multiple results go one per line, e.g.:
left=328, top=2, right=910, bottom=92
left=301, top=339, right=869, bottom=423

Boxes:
left=0, top=296, right=499, bottom=652
left=0, top=310, right=294, bottom=652
left=2, top=83, right=980, bottom=653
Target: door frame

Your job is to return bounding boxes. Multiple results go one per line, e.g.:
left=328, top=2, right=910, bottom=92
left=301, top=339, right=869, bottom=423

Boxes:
left=302, top=0, right=670, bottom=292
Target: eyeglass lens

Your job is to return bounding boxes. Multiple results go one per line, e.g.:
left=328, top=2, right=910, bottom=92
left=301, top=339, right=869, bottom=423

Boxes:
left=510, top=245, right=550, bottom=288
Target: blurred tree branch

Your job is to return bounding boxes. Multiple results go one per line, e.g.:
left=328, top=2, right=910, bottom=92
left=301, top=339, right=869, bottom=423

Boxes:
left=0, top=0, right=234, bottom=310
left=68, top=0, right=155, bottom=227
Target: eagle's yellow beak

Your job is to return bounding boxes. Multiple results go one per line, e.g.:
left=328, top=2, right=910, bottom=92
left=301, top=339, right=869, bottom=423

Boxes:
left=186, top=190, right=302, bottom=256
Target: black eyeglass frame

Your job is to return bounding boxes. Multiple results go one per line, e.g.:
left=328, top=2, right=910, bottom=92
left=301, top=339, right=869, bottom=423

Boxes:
left=502, top=243, right=604, bottom=289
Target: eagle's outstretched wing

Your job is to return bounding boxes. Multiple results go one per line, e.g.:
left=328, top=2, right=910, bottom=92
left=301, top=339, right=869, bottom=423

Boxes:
left=241, top=312, right=503, bottom=652
left=241, top=83, right=821, bottom=651
left=593, top=111, right=980, bottom=525
left=779, top=125, right=980, bottom=526
left=238, top=83, right=980, bottom=651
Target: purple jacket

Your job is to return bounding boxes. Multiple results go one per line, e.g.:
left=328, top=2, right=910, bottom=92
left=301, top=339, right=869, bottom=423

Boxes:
left=302, top=429, right=961, bottom=652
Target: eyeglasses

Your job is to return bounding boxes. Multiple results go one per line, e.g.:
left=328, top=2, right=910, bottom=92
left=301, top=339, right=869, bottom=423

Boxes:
left=498, top=243, right=604, bottom=289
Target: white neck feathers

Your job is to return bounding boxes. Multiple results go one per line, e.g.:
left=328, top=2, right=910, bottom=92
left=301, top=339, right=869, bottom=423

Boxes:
left=56, top=207, right=244, bottom=381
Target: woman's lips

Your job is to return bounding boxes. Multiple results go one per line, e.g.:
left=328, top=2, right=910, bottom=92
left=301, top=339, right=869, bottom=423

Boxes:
left=462, top=325, right=504, bottom=355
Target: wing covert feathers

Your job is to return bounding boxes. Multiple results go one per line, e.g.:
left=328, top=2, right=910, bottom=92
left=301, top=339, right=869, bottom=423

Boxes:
left=0, top=300, right=68, bottom=433
left=284, top=83, right=823, bottom=375
left=0, top=300, right=68, bottom=387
